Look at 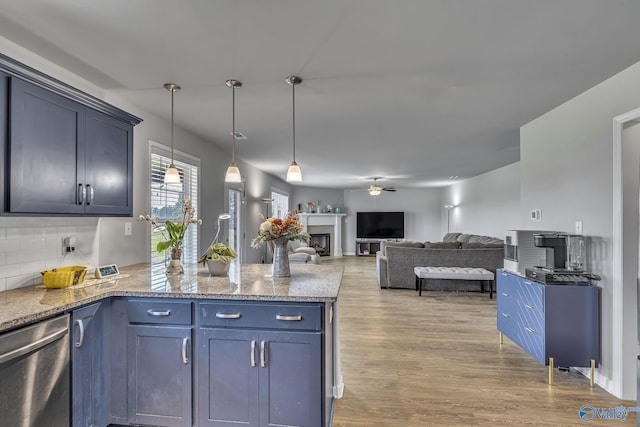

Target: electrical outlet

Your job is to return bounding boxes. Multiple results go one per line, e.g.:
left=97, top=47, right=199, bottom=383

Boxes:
left=124, top=222, right=132, bottom=236
left=575, top=221, right=583, bottom=235
left=531, top=209, right=541, bottom=221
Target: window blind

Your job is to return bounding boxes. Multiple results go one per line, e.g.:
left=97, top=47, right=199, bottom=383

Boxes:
left=150, top=151, right=199, bottom=269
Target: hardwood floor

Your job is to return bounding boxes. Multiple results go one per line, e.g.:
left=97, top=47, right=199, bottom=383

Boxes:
left=324, top=256, right=636, bottom=426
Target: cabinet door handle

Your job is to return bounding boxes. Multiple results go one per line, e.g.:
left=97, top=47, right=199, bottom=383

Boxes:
left=501, top=292, right=509, bottom=297
left=146, top=309, right=171, bottom=316
left=524, top=304, right=533, bottom=309
left=86, top=184, right=94, bottom=205
left=250, top=340, right=256, bottom=367
left=501, top=312, right=510, bottom=318
left=215, top=312, right=241, bottom=319
left=182, top=337, right=190, bottom=364
left=260, top=340, right=267, bottom=368
left=78, top=184, right=86, bottom=205
left=74, top=319, right=85, bottom=348
left=524, top=326, right=535, bottom=333
left=276, top=314, right=302, bottom=321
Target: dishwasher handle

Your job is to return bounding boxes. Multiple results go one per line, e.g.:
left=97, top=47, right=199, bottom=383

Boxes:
left=0, top=327, right=68, bottom=365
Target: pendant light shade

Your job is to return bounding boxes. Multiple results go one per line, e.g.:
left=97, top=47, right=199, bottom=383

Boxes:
left=286, top=161, right=302, bottom=182
left=163, top=83, right=181, bottom=184
left=286, top=75, right=302, bottom=183
left=225, top=79, right=243, bottom=183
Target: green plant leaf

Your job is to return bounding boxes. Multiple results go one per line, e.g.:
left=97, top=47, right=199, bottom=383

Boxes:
left=156, top=240, right=172, bottom=253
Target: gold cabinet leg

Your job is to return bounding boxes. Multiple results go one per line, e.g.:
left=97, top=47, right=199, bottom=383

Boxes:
left=499, top=332, right=503, bottom=344
left=548, top=357, right=554, bottom=385
left=590, top=359, right=595, bottom=388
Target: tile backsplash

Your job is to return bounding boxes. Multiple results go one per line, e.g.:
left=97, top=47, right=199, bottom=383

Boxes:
left=0, top=217, right=99, bottom=292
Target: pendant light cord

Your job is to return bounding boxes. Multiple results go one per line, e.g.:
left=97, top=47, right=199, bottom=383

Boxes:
left=232, top=84, right=236, bottom=163
left=170, top=87, right=175, bottom=165
left=292, top=82, right=296, bottom=162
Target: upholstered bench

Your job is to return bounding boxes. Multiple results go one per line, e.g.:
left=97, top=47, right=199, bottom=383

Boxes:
left=414, top=266, right=495, bottom=298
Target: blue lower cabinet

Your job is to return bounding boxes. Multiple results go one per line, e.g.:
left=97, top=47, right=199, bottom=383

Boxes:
left=497, top=269, right=599, bottom=368
left=71, top=302, right=109, bottom=427
left=198, top=328, right=322, bottom=427
left=198, top=329, right=259, bottom=426
left=127, top=324, right=193, bottom=427
left=259, top=331, right=322, bottom=427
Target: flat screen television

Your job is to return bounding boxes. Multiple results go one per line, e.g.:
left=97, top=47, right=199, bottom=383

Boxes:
left=357, top=211, right=404, bottom=239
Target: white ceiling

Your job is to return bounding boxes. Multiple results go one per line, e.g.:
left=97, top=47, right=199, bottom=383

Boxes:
left=2, top=0, right=640, bottom=190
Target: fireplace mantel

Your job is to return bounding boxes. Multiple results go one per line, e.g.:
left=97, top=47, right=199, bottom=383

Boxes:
left=297, top=213, right=347, bottom=256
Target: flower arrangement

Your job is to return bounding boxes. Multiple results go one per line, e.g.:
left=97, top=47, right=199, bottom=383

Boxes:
left=251, top=211, right=309, bottom=248
left=138, top=199, right=202, bottom=259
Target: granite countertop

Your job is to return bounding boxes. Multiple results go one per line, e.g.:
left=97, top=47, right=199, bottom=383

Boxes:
left=0, top=262, right=343, bottom=333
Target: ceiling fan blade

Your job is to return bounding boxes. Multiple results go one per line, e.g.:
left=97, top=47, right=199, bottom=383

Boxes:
left=382, top=187, right=396, bottom=192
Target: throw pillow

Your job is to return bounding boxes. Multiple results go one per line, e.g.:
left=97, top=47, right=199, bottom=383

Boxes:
left=294, top=247, right=317, bottom=255
left=456, top=234, right=472, bottom=243
left=442, top=232, right=461, bottom=242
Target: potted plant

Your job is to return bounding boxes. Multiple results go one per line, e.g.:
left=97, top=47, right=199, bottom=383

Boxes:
left=199, top=242, right=237, bottom=276
left=138, top=199, right=202, bottom=275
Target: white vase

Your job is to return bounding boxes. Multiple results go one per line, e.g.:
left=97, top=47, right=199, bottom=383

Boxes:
left=206, top=259, right=231, bottom=276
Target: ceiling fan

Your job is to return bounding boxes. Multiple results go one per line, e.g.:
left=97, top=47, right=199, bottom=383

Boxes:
left=366, top=177, right=396, bottom=196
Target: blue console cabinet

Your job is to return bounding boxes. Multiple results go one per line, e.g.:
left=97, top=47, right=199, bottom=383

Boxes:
left=497, top=269, right=599, bottom=368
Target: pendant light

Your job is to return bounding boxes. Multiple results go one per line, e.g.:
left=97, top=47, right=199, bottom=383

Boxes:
left=225, top=79, right=243, bottom=183
left=163, top=83, right=181, bottom=184
left=286, top=75, right=302, bottom=183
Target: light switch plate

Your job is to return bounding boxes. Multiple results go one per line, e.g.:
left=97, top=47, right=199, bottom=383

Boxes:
left=124, top=222, right=132, bottom=236
left=575, top=221, right=583, bottom=235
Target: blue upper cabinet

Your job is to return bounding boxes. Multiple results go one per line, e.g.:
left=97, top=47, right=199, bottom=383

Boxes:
left=0, top=53, right=141, bottom=216
left=9, top=77, right=87, bottom=214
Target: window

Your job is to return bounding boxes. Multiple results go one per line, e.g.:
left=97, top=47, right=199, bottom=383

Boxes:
left=149, top=143, right=200, bottom=269
left=271, top=190, right=289, bottom=219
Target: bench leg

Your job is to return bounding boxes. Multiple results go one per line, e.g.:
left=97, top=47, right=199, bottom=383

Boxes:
left=415, top=275, right=419, bottom=292
left=489, top=280, right=494, bottom=299
left=419, top=278, right=424, bottom=296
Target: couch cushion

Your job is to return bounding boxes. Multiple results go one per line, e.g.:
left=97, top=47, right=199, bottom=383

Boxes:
left=424, top=241, right=461, bottom=249
left=460, top=242, right=503, bottom=249
left=442, top=232, right=461, bottom=242
left=385, top=241, right=425, bottom=249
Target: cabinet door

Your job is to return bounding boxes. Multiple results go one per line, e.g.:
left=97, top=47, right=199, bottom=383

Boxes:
left=127, top=325, right=192, bottom=427
left=198, top=328, right=259, bottom=427
left=72, top=302, right=108, bottom=427
left=84, top=108, right=133, bottom=216
left=9, top=77, right=85, bottom=214
left=259, top=331, right=322, bottom=427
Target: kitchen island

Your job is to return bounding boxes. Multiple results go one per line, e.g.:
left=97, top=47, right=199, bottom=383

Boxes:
left=0, top=263, right=343, bottom=427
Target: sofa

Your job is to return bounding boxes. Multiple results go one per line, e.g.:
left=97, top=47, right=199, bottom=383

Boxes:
left=376, top=233, right=504, bottom=290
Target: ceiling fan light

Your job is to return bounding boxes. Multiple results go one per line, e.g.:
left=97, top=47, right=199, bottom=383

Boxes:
left=225, top=163, right=242, bottom=183
left=286, top=161, right=302, bottom=183
left=369, top=187, right=382, bottom=196
left=164, top=164, right=181, bottom=184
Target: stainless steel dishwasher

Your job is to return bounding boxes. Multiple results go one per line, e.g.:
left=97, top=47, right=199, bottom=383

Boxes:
left=0, top=314, right=70, bottom=427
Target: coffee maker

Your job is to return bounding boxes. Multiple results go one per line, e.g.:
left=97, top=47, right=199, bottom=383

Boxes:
left=525, top=233, right=598, bottom=284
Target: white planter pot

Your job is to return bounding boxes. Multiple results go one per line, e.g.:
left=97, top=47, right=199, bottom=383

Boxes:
left=206, top=259, right=231, bottom=276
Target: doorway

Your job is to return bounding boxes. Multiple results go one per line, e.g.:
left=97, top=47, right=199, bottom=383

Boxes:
left=227, top=184, right=245, bottom=263
left=613, top=108, right=640, bottom=400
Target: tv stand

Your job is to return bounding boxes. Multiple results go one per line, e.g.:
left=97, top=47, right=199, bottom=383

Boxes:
left=356, top=239, right=388, bottom=256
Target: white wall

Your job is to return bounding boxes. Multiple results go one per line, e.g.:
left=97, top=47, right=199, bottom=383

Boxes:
left=291, top=186, right=344, bottom=214
left=442, top=162, right=521, bottom=240
left=520, top=60, right=640, bottom=399
left=342, top=188, right=443, bottom=254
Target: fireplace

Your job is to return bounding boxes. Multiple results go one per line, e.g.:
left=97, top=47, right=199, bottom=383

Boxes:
left=309, top=233, right=330, bottom=257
